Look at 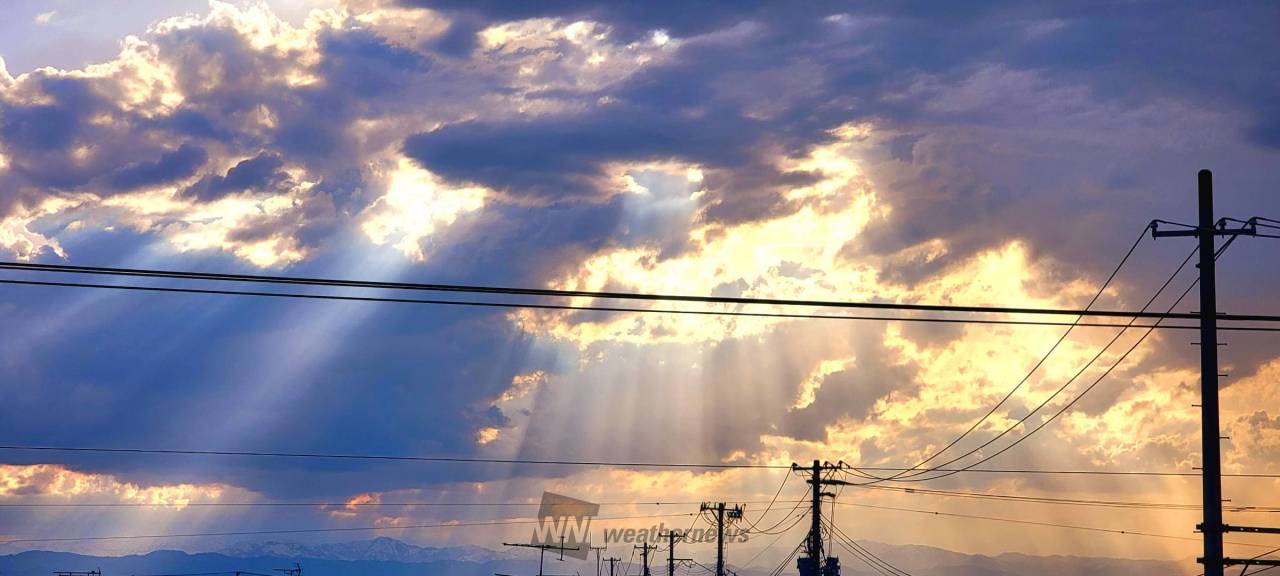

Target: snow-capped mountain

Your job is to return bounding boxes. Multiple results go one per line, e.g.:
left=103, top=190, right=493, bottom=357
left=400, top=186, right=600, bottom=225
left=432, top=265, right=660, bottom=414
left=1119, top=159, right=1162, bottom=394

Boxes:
left=220, top=537, right=515, bottom=563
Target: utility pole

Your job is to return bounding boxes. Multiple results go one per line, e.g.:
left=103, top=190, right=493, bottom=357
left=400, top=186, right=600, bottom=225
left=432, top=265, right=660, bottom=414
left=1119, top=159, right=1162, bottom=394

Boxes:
left=589, top=545, right=608, bottom=576
left=504, top=542, right=580, bottom=576
left=700, top=502, right=744, bottom=576
left=605, top=557, right=622, bottom=576
left=635, top=542, right=655, bottom=576
left=659, top=530, right=683, bottom=576
left=1197, top=168, right=1227, bottom=576
left=793, top=460, right=848, bottom=576
left=1151, top=170, right=1268, bottom=576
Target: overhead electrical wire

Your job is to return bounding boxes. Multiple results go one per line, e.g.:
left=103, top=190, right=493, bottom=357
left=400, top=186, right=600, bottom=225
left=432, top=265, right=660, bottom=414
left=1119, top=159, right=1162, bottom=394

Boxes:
left=0, top=444, right=791, bottom=469
left=738, top=473, right=797, bottom=534
left=740, top=512, right=809, bottom=569
left=7, top=277, right=1277, bottom=332
left=891, top=260, right=1200, bottom=483
left=1196, top=545, right=1280, bottom=576
left=8, top=486, right=1275, bottom=515
left=2, top=260, right=1280, bottom=323
left=131, top=572, right=276, bottom=576
left=824, top=519, right=914, bottom=576
left=843, top=466, right=1280, bottom=479
left=766, top=542, right=803, bottom=576
left=0, top=511, right=700, bottom=544
left=859, top=226, right=1148, bottom=485
left=849, top=484, right=1280, bottom=513
left=848, top=241, right=1205, bottom=484
left=832, top=501, right=1279, bottom=549
left=2, top=235, right=1277, bottom=562
left=0, top=498, right=806, bottom=509
left=2, top=444, right=1278, bottom=478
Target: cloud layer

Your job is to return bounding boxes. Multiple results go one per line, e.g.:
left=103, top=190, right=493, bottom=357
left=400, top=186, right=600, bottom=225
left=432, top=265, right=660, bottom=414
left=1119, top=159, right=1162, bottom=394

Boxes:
left=2, top=0, right=1279, bottom=563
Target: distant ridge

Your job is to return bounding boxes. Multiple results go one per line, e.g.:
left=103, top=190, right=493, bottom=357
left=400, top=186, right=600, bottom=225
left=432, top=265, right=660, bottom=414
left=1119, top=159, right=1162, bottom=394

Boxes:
left=0, top=538, right=1195, bottom=576
left=220, top=536, right=516, bottom=563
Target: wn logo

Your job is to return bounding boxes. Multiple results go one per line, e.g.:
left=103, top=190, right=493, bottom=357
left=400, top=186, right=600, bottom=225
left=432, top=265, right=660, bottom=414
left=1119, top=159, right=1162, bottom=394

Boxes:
left=530, top=492, right=599, bottom=560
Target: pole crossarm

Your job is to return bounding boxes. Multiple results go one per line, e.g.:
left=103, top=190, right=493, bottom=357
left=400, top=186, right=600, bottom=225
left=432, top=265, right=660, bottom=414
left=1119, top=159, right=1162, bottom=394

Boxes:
left=504, top=542, right=582, bottom=576
left=1223, top=525, right=1280, bottom=535
left=1223, top=559, right=1280, bottom=567
left=1150, top=217, right=1261, bottom=238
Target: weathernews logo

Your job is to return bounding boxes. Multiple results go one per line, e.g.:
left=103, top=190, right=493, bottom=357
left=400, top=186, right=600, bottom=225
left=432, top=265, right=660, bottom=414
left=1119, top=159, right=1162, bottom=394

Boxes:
left=530, top=492, right=750, bottom=559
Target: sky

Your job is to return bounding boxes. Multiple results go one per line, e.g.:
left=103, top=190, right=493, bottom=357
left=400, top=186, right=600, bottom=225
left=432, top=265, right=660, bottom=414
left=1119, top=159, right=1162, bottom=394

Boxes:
left=1, top=0, right=1280, bottom=571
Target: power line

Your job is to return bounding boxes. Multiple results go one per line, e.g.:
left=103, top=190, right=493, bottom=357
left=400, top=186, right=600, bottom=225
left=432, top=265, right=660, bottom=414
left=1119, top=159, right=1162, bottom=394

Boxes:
left=0, top=512, right=699, bottom=544
left=856, top=226, right=1151, bottom=485
left=832, top=501, right=1279, bottom=549
left=130, top=572, right=271, bottom=576
left=3, top=444, right=1279, bottom=478
left=0, top=499, right=805, bottom=509
left=9, top=277, right=1277, bottom=332
left=847, top=466, right=1280, bottom=478
left=738, top=473, right=795, bottom=534
left=849, top=484, right=1280, bottom=512
left=0, top=444, right=790, bottom=469
left=852, top=243, right=1204, bottom=484
left=1198, top=546, right=1280, bottom=576
left=765, top=541, right=803, bottom=576
left=740, top=512, right=809, bottom=568
left=3, top=260, right=1280, bottom=323
left=824, top=519, right=913, bottom=576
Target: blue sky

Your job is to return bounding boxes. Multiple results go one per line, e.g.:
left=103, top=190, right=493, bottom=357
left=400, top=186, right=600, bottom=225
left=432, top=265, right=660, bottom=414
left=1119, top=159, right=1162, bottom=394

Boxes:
left=2, top=0, right=1280, bottom=567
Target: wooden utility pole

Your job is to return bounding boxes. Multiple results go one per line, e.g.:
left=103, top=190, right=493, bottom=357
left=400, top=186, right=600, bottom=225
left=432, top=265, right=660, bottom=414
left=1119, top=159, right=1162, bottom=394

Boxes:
left=636, top=542, right=654, bottom=576
left=659, top=530, right=682, bottom=576
left=700, top=502, right=744, bottom=576
left=1150, top=170, right=1269, bottom=575
left=793, top=460, right=848, bottom=576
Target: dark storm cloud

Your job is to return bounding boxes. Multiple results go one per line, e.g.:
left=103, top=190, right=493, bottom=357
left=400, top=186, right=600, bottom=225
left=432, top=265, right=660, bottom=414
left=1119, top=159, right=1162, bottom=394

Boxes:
left=0, top=75, right=126, bottom=198
left=400, top=0, right=1280, bottom=275
left=0, top=11, right=441, bottom=200
left=317, top=29, right=431, bottom=98
left=182, top=152, right=290, bottom=201
left=109, top=143, right=209, bottom=190
left=0, top=10, right=446, bottom=262
left=401, top=12, right=845, bottom=218
left=403, top=106, right=774, bottom=201
left=401, top=0, right=794, bottom=44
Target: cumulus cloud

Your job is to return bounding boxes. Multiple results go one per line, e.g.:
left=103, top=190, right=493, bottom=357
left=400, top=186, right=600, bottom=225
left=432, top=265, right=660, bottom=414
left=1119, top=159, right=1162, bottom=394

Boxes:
left=0, top=464, right=242, bottom=506
left=2, top=0, right=1280, bottom=560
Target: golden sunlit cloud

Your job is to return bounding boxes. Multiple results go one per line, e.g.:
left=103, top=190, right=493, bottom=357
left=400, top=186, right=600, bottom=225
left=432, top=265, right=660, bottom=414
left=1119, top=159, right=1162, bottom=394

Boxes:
left=101, top=173, right=326, bottom=268
left=475, top=427, right=502, bottom=445
left=0, top=464, right=244, bottom=509
left=0, top=198, right=75, bottom=261
left=509, top=135, right=879, bottom=345
left=360, top=157, right=487, bottom=261
left=496, top=370, right=550, bottom=405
